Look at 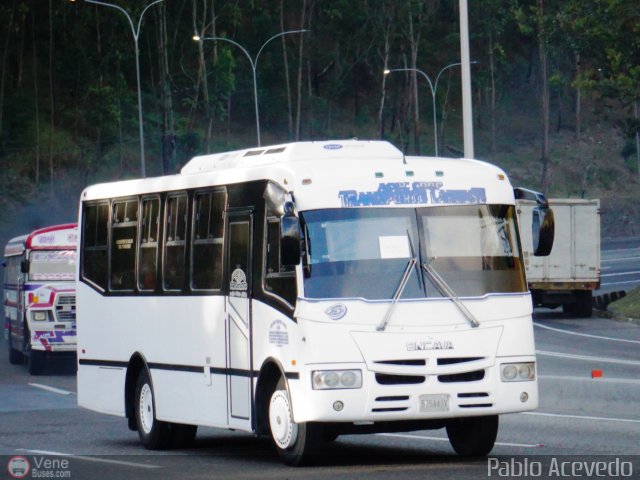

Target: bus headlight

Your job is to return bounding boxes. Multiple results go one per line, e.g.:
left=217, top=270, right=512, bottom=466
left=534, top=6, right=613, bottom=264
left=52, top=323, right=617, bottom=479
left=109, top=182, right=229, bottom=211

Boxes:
left=312, top=370, right=362, bottom=390
left=500, top=362, right=535, bottom=382
left=32, top=311, right=48, bottom=322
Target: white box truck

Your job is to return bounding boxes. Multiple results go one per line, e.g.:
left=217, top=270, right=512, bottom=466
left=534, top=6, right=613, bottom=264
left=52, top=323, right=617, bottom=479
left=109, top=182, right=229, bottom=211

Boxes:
left=517, top=198, right=600, bottom=317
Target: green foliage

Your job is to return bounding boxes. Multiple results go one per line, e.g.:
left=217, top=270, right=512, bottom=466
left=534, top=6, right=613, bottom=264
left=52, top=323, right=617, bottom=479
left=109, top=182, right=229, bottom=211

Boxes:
left=0, top=0, right=639, bottom=236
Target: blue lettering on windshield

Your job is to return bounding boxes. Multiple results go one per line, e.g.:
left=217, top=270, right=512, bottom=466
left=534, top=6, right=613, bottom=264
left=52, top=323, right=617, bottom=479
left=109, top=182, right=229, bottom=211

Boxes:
left=338, top=182, right=486, bottom=207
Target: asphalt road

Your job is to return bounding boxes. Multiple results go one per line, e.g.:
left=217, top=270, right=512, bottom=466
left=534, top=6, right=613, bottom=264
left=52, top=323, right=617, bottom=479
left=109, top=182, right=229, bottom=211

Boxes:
left=598, top=237, right=640, bottom=296
left=1, top=309, right=639, bottom=480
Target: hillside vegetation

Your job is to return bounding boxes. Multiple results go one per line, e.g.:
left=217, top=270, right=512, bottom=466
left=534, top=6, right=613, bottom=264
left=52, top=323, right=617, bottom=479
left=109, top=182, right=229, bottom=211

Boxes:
left=0, top=0, right=639, bottom=244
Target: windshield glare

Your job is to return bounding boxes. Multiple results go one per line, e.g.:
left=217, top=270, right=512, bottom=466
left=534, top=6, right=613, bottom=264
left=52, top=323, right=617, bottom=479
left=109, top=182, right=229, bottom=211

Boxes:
left=301, top=206, right=526, bottom=300
left=29, top=250, right=76, bottom=281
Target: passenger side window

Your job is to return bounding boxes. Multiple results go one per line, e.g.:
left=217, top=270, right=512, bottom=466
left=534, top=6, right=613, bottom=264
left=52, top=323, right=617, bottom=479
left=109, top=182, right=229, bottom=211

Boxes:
left=138, top=197, right=160, bottom=291
left=111, top=199, right=138, bottom=291
left=191, top=190, right=226, bottom=290
left=164, top=193, right=187, bottom=291
left=82, top=202, right=109, bottom=290
left=264, top=217, right=296, bottom=306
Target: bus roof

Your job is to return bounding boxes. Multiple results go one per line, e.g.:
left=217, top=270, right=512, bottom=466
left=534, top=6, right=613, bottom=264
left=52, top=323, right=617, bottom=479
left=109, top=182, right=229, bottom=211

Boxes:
left=4, top=223, right=78, bottom=257
left=80, top=140, right=515, bottom=209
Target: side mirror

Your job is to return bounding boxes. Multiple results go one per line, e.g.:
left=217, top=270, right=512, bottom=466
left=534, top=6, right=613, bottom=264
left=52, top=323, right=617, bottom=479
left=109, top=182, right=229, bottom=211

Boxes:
left=514, top=186, right=555, bottom=257
left=20, top=259, right=29, bottom=274
left=280, top=213, right=301, bottom=267
left=532, top=206, right=554, bottom=256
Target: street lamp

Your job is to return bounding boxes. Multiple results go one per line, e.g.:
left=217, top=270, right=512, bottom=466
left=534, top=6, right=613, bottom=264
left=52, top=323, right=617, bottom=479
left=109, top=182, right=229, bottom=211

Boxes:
left=75, top=0, right=164, bottom=177
left=384, top=62, right=477, bottom=157
left=193, top=30, right=308, bottom=147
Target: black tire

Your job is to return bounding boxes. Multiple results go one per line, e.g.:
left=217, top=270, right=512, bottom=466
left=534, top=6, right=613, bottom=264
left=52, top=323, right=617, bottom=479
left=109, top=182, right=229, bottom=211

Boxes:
left=134, top=368, right=173, bottom=450
left=269, top=379, right=321, bottom=466
left=170, top=423, right=197, bottom=449
left=573, top=291, right=593, bottom=318
left=8, top=329, right=24, bottom=365
left=28, top=349, right=46, bottom=375
left=446, top=415, right=499, bottom=456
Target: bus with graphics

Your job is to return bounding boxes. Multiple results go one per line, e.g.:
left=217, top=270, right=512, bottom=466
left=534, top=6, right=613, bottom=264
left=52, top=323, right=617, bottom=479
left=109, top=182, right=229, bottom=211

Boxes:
left=75, top=140, right=553, bottom=465
left=3, top=224, right=78, bottom=374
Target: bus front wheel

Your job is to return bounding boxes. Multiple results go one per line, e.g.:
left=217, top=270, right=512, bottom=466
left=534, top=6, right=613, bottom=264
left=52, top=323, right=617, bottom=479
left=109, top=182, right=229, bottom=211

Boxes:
left=446, top=415, right=499, bottom=456
left=268, top=380, right=320, bottom=466
left=8, top=329, right=24, bottom=365
left=134, top=369, right=172, bottom=450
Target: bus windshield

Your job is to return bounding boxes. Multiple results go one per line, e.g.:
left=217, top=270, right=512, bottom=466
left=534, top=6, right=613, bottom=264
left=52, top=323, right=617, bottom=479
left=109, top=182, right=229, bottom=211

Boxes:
left=301, top=205, right=526, bottom=300
left=29, top=250, right=77, bottom=281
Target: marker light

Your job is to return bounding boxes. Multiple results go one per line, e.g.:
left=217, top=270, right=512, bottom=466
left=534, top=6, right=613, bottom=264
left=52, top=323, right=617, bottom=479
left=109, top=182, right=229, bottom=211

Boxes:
left=500, top=362, right=535, bottom=382
left=312, top=370, right=362, bottom=390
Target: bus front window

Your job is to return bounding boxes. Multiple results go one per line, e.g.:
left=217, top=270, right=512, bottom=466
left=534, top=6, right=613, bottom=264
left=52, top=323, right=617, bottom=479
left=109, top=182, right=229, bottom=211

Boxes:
left=302, top=209, right=422, bottom=300
left=301, top=205, right=526, bottom=301
left=29, top=250, right=77, bottom=281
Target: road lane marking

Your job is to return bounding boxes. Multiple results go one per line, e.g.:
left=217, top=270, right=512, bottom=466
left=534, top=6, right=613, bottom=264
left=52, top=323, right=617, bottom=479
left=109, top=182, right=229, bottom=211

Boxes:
left=522, top=412, right=640, bottom=424
left=601, top=270, right=640, bottom=277
left=16, top=449, right=162, bottom=469
left=533, top=322, right=640, bottom=344
left=536, top=350, right=640, bottom=366
left=601, top=279, right=640, bottom=286
left=28, top=383, right=74, bottom=396
left=377, top=433, right=543, bottom=448
left=539, top=374, right=640, bottom=385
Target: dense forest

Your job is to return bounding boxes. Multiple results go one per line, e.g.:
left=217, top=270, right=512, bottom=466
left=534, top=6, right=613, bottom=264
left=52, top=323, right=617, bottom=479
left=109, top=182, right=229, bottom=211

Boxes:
left=0, top=0, right=639, bottom=242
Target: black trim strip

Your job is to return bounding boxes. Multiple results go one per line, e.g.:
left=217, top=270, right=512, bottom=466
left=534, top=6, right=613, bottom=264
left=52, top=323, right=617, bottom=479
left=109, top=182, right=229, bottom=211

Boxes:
left=79, top=359, right=128, bottom=368
left=148, top=362, right=204, bottom=373
left=80, top=358, right=300, bottom=381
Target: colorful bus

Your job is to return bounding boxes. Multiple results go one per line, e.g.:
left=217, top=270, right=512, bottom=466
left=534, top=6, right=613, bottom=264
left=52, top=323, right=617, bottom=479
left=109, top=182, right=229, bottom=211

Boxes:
left=76, top=140, right=553, bottom=465
left=3, top=224, right=78, bottom=374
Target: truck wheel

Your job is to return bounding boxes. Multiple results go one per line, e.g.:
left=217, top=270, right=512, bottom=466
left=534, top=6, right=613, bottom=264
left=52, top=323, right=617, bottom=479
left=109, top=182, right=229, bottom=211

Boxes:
left=446, top=415, right=498, bottom=456
left=269, top=379, right=321, bottom=466
left=135, top=368, right=173, bottom=450
left=573, top=291, right=593, bottom=318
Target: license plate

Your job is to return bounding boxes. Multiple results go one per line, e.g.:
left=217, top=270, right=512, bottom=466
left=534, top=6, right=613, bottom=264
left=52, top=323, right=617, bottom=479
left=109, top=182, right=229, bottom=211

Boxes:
left=419, top=394, right=450, bottom=412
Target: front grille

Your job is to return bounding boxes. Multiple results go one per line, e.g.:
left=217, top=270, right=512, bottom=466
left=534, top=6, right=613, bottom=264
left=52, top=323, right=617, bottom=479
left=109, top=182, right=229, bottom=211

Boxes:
left=376, top=373, right=426, bottom=385
left=57, top=295, right=75, bottom=306
left=372, top=407, right=408, bottom=413
left=374, top=359, right=426, bottom=366
left=55, top=294, right=76, bottom=322
left=438, top=369, right=485, bottom=383
left=437, top=357, right=484, bottom=365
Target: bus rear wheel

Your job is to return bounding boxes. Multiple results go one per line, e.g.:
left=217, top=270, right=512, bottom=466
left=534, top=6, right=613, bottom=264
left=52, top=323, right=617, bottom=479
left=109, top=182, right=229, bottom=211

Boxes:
left=446, top=415, right=499, bottom=456
left=268, top=380, right=321, bottom=466
left=135, top=369, right=173, bottom=450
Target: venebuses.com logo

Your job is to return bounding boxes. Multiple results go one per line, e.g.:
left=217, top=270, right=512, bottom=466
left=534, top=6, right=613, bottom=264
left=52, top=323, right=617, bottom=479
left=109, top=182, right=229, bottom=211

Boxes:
left=7, top=456, right=30, bottom=479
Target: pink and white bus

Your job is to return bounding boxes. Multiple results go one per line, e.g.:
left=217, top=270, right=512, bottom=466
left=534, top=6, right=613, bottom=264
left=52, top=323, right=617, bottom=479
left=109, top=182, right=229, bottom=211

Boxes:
left=3, top=224, right=78, bottom=374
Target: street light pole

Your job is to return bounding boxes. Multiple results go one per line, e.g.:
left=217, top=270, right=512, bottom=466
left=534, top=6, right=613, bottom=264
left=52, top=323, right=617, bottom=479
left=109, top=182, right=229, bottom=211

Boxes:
left=194, top=30, right=308, bottom=147
left=384, top=63, right=468, bottom=157
left=81, top=0, right=164, bottom=177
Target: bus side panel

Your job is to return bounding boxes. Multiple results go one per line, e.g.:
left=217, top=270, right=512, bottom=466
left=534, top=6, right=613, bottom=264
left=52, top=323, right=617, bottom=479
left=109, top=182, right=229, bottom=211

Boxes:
left=77, top=364, right=126, bottom=416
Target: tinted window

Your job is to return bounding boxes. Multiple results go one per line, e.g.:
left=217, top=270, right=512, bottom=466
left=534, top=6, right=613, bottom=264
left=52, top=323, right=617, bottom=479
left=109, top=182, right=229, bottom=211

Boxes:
left=82, top=202, right=109, bottom=290
left=111, top=199, right=138, bottom=291
left=164, top=193, right=187, bottom=291
left=264, top=217, right=296, bottom=306
left=138, top=197, right=160, bottom=291
left=191, top=190, right=225, bottom=290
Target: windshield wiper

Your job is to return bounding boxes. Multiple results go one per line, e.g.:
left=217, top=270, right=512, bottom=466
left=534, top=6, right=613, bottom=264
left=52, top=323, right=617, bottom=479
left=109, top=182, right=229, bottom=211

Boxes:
left=422, top=259, right=480, bottom=328
left=376, top=257, right=416, bottom=332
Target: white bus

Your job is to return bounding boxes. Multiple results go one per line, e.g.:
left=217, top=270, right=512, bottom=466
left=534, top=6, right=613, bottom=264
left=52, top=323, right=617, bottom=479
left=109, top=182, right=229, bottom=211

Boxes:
left=3, top=224, right=78, bottom=374
left=76, top=140, right=553, bottom=465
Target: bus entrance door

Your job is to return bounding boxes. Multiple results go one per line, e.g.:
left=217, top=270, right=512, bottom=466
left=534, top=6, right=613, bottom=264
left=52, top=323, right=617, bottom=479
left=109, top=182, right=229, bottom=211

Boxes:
left=225, top=213, right=253, bottom=426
